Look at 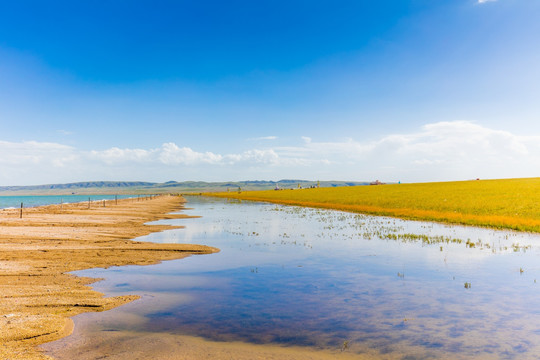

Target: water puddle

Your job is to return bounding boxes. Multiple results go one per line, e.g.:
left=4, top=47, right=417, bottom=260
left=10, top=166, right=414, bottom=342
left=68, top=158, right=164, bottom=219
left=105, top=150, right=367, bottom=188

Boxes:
left=44, top=196, right=540, bottom=359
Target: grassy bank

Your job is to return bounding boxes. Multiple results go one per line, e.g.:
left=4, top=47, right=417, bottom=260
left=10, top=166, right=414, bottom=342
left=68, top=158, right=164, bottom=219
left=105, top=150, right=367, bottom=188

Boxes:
left=208, top=178, right=540, bottom=233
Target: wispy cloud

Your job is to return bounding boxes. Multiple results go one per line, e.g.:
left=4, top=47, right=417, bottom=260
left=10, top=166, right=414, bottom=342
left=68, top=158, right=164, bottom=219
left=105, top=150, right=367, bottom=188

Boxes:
left=250, top=136, right=278, bottom=141
left=1, top=121, right=539, bottom=185
left=0, top=141, right=75, bottom=167
left=278, top=121, right=540, bottom=181
left=477, top=0, right=497, bottom=4
left=87, top=143, right=280, bottom=167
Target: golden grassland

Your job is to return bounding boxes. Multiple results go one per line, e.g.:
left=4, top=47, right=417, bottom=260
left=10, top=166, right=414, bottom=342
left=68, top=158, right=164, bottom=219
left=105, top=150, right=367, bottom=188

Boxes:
left=208, top=177, right=540, bottom=233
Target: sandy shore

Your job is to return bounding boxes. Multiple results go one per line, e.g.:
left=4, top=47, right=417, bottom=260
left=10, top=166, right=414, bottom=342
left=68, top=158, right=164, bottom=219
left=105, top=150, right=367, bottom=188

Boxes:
left=0, top=195, right=218, bottom=359
left=1, top=195, right=368, bottom=360
left=45, top=326, right=368, bottom=360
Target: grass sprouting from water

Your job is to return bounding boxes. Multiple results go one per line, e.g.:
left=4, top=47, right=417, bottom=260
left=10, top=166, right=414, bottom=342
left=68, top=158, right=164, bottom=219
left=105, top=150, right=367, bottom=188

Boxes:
left=207, top=178, right=540, bottom=233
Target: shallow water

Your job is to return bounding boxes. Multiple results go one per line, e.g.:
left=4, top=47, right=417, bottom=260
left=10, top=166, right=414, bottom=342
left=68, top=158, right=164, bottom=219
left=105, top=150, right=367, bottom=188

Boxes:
left=0, top=194, right=135, bottom=209
left=46, top=196, right=540, bottom=359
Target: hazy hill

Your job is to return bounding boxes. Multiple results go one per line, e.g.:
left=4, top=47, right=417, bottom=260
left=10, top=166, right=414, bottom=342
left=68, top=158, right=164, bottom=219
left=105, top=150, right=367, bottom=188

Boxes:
left=0, top=180, right=371, bottom=195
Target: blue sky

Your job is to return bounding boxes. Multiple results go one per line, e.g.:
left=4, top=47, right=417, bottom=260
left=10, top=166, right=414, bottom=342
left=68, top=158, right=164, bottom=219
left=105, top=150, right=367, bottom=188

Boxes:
left=0, top=0, right=539, bottom=185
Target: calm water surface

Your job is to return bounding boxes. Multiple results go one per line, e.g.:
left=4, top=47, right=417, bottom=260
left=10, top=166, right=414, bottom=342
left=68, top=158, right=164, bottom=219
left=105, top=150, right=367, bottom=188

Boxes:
left=0, top=194, right=135, bottom=209
left=47, top=196, right=540, bottom=359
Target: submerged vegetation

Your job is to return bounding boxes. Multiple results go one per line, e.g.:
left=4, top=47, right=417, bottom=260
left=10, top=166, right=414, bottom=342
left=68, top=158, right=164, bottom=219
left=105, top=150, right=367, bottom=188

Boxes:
left=208, top=177, right=540, bottom=233
left=214, top=198, right=533, bottom=254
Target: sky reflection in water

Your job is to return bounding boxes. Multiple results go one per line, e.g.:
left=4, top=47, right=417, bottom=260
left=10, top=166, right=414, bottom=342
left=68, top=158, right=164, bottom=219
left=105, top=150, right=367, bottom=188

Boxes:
left=70, top=196, right=540, bottom=358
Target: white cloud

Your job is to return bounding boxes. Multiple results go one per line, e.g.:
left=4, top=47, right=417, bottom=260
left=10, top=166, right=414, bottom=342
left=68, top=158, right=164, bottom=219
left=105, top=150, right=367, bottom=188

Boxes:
left=251, top=136, right=277, bottom=141
left=268, top=121, right=540, bottom=181
left=87, top=143, right=279, bottom=167
left=224, top=149, right=280, bottom=165
left=89, top=147, right=155, bottom=165
left=477, top=0, right=496, bottom=4
left=0, top=141, right=76, bottom=167
left=158, top=143, right=223, bottom=165
left=0, top=140, right=292, bottom=185
left=1, top=121, right=539, bottom=185
left=296, top=121, right=537, bottom=163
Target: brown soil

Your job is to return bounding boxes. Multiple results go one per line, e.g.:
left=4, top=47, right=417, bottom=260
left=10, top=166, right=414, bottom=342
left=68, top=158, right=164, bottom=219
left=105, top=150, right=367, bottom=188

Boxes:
left=0, top=195, right=218, bottom=359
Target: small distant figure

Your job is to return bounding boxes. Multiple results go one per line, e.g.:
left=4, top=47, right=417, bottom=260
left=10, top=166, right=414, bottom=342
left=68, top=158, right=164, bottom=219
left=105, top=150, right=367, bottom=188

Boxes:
left=476, top=178, right=480, bottom=181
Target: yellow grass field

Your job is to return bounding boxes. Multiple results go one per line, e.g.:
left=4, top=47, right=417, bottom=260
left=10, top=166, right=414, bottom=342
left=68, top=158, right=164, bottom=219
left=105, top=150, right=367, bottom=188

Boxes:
left=208, top=178, right=540, bottom=233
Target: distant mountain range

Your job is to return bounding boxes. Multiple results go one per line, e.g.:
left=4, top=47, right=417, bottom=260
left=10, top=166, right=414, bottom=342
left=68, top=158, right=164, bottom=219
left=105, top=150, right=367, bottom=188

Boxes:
left=0, top=180, right=372, bottom=195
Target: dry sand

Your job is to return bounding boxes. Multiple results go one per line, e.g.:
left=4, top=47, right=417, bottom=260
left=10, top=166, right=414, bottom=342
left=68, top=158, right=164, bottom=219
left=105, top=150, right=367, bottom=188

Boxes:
left=0, top=195, right=217, bottom=359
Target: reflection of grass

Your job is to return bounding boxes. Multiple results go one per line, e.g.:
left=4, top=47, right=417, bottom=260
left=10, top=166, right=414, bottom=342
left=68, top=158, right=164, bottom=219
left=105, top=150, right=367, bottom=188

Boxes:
left=208, top=178, right=540, bottom=233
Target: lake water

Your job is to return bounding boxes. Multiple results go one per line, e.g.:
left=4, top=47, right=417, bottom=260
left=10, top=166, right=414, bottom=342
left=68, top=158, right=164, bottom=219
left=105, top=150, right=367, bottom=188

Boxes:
left=45, top=196, right=540, bottom=359
left=0, top=194, right=137, bottom=209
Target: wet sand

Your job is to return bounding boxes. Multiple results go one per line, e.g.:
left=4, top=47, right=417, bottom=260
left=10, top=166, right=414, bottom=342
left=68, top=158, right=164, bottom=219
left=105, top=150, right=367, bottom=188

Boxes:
left=0, top=195, right=218, bottom=359
left=42, top=290, right=368, bottom=360
left=44, top=325, right=367, bottom=360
